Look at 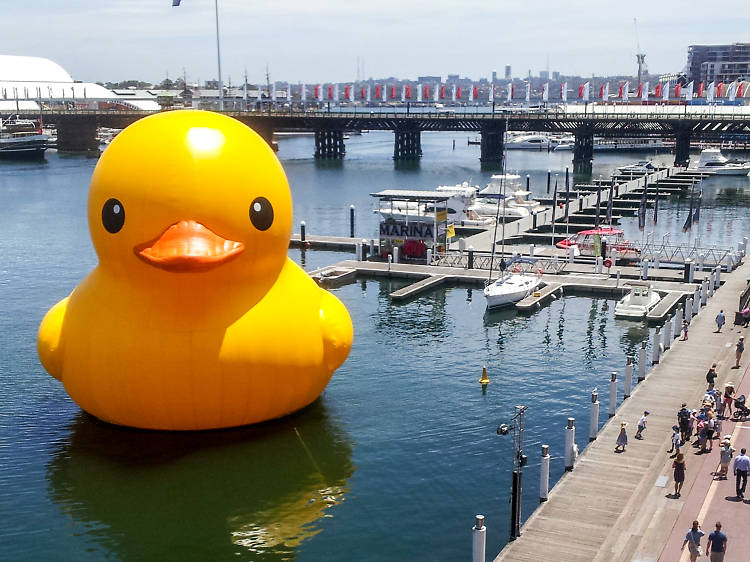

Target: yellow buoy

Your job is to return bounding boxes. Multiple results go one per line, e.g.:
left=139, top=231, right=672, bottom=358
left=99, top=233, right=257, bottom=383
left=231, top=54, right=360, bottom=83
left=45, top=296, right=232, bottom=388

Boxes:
left=479, top=365, right=490, bottom=385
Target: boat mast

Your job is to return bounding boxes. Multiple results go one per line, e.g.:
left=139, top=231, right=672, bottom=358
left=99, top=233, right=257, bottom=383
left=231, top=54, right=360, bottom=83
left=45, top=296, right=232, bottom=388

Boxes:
left=487, top=117, right=510, bottom=281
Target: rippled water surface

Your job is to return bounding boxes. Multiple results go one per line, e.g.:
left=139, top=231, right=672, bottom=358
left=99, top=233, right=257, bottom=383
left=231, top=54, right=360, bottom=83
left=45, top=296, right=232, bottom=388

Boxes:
left=1, top=133, right=749, bottom=561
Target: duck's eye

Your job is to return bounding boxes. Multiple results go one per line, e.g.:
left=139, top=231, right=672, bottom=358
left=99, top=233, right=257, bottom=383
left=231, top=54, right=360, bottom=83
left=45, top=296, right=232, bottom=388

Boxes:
left=102, top=198, right=125, bottom=234
left=249, top=197, right=273, bottom=231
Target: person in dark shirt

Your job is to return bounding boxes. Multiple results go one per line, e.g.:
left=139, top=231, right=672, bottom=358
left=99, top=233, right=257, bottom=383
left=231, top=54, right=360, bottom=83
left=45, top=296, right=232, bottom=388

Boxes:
left=706, top=521, right=728, bottom=561
left=706, top=363, right=718, bottom=387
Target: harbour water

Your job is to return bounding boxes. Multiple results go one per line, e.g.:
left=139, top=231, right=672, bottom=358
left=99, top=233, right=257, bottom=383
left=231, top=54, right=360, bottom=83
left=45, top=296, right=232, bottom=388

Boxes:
left=1, top=133, right=750, bottom=561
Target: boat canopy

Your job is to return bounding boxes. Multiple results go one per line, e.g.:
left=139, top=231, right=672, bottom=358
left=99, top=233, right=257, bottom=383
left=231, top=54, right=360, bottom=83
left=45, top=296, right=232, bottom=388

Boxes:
left=370, top=189, right=451, bottom=202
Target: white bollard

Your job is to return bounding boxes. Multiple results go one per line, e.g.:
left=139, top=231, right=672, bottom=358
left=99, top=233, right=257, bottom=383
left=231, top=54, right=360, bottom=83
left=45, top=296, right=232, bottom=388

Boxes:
left=727, top=253, right=734, bottom=272
left=608, top=373, right=617, bottom=418
left=540, top=445, right=550, bottom=503
left=715, top=265, right=721, bottom=288
left=393, top=246, right=399, bottom=264
left=529, top=244, right=535, bottom=257
left=693, top=289, right=700, bottom=314
left=624, top=357, right=633, bottom=398
left=459, top=238, right=466, bottom=255
left=700, top=280, right=708, bottom=306
left=355, top=242, right=362, bottom=261
left=387, top=254, right=392, bottom=272
left=652, top=327, right=661, bottom=364
left=616, top=268, right=621, bottom=287
left=654, top=254, right=661, bottom=271
left=370, top=238, right=376, bottom=257
left=709, top=271, right=715, bottom=297
left=564, top=418, right=576, bottom=471
left=552, top=254, right=559, bottom=268
left=569, top=245, right=575, bottom=263
left=472, top=515, right=486, bottom=562
left=638, top=342, right=647, bottom=381
left=698, top=253, right=705, bottom=271
left=596, top=256, right=603, bottom=274
left=744, top=237, right=749, bottom=255
left=642, top=259, right=649, bottom=280
left=685, top=297, right=693, bottom=323
left=739, top=241, right=744, bottom=255
left=589, top=389, right=600, bottom=441
left=674, top=306, right=683, bottom=339
left=426, top=249, right=432, bottom=265
left=689, top=260, right=697, bottom=282
left=664, top=315, right=672, bottom=350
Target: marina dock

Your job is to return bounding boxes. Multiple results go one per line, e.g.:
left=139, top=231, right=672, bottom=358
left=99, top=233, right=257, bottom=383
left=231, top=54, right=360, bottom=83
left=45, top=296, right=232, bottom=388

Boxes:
left=494, top=255, right=750, bottom=562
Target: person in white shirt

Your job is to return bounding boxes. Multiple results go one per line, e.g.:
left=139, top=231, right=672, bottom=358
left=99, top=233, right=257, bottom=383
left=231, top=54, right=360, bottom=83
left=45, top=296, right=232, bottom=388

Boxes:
left=635, top=411, right=649, bottom=440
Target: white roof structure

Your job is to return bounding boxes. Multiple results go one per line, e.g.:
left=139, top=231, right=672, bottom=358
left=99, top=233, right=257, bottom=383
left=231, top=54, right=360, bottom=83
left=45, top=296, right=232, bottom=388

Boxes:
left=0, top=55, right=160, bottom=111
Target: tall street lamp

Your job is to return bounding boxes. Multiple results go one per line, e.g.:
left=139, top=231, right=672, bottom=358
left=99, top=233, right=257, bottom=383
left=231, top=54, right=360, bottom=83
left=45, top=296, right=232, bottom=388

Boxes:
left=173, top=0, right=223, bottom=110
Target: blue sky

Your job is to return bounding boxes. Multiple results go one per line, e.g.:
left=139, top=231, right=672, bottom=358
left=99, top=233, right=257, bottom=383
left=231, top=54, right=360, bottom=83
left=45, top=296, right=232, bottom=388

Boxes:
left=5, top=1, right=750, bottom=84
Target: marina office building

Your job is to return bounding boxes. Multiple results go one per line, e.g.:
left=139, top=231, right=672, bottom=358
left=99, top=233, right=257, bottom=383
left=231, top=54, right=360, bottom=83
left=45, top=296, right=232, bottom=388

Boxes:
left=687, top=42, right=750, bottom=84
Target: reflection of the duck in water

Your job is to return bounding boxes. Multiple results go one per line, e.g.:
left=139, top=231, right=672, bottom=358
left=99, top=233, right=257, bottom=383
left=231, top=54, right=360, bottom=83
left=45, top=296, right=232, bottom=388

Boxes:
left=46, top=401, right=354, bottom=561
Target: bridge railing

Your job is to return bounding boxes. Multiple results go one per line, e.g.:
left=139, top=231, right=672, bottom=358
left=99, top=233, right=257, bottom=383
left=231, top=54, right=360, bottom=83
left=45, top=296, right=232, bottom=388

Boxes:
left=25, top=107, right=750, bottom=123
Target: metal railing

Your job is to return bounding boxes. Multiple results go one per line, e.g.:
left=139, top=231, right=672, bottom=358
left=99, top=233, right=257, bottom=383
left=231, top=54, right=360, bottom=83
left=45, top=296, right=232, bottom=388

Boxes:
left=431, top=252, right=568, bottom=274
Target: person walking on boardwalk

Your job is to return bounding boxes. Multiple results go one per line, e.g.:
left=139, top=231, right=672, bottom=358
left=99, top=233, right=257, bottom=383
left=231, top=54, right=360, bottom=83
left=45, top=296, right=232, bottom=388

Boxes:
left=681, top=520, right=705, bottom=561
left=741, top=306, right=750, bottom=328
left=678, top=403, right=691, bottom=443
left=734, top=336, right=745, bottom=369
left=615, top=421, right=628, bottom=452
left=668, top=425, right=681, bottom=456
left=706, top=521, right=728, bottom=561
left=634, top=411, right=649, bottom=440
left=724, top=384, right=735, bottom=418
left=718, top=439, right=734, bottom=480
left=706, top=363, right=718, bottom=387
left=672, top=452, right=686, bottom=497
left=682, top=320, right=689, bottom=341
left=733, top=447, right=750, bottom=498
left=715, top=310, right=726, bottom=333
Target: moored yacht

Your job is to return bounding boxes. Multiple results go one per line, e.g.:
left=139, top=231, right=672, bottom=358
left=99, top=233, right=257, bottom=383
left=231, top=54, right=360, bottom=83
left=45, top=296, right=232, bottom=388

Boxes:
left=693, top=149, right=750, bottom=176
left=484, top=258, right=544, bottom=309
left=614, top=282, right=662, bottom=319
left=0, top=115, right=49, bottom=159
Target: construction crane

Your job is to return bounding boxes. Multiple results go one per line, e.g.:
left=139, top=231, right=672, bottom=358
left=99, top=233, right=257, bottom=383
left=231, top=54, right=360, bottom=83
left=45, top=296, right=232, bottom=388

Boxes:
left=634, top=18, right=647, bottom=84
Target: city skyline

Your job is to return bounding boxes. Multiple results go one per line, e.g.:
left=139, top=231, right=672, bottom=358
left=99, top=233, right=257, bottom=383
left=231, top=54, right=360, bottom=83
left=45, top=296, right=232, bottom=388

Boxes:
left=5, top=1, right=750, bottom=85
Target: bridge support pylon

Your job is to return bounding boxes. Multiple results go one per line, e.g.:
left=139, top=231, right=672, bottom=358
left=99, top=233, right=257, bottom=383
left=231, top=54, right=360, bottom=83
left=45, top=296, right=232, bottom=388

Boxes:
left=393, top=129, right=422, bottom=160
left=56, top=116, right=100, bottom=154
left=674, top=129, right=692, bottom=167
left=573, top=132, right=594, bottom=175
left=314, top=129, right=346, bottom=159
left=479, top=124, right=506, bottom=170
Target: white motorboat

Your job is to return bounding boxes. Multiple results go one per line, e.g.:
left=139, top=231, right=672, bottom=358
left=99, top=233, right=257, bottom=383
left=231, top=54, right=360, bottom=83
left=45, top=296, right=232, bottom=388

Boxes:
left=617, top=160, right=657, bottom=174
left=505, top=133, right=558, bottom=150
left=374, top=183, right=494, bottom=227
left=614, top=282, right=662, bottom=319
left=470, top=190, right=543, bottom=218
left=484, top=265, right=543, bottom=309
left=693, top=149, right=750, bottom=176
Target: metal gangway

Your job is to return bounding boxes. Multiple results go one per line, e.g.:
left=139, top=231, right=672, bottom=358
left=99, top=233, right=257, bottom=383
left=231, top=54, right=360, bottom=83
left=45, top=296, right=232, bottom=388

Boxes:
left=431, top=251, right=568, bottom=274
left=639, top=233, right=747, bottom=270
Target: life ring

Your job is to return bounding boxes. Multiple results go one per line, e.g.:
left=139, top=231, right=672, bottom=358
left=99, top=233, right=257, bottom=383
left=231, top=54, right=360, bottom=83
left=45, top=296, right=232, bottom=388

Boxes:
left=537, top=268, right=545, bottom=276
left=512, top=264, right=522, bottom=273
left=604, top=258, right=612, bottom=268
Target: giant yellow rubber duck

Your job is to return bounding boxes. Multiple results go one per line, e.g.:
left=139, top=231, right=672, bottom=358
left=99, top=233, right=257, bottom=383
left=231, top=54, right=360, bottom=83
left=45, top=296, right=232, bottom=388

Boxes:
left=37, top=111, right=353, bottom=430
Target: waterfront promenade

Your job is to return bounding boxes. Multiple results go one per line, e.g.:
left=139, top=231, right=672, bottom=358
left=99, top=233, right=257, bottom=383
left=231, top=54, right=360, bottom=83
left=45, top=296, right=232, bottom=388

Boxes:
left=495, top=255, right=750, bottom=561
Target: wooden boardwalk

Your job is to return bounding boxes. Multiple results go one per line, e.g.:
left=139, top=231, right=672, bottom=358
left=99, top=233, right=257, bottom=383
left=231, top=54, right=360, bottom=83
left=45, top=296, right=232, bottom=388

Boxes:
left=494, top=255, right=749, bottom=562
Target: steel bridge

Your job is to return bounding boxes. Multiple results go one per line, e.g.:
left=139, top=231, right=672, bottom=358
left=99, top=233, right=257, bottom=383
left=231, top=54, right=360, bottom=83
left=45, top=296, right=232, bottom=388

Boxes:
left=21, top=108, right=750, bottom=172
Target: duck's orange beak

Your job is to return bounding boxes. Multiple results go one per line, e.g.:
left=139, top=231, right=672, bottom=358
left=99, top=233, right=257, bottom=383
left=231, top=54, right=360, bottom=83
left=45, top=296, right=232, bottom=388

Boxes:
left=135, top=220, right=244, bottom=272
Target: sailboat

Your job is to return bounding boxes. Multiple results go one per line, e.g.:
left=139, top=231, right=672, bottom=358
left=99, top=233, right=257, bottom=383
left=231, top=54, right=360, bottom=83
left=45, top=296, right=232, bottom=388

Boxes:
left=483, top=130, right=543, bottom=309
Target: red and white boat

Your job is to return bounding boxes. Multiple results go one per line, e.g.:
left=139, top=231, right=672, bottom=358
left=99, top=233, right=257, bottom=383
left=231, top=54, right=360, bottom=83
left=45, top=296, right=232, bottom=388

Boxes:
left=556, top=226, right=640, bottom=259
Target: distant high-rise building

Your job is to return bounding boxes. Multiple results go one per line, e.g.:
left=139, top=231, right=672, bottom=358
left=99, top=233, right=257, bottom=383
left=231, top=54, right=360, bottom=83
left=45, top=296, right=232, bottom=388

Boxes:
left=492, top=71, right=497, bottom=83
left=687, top=43, right=750, bottom=84
left=540, top=70, right=549, bottom=81
left=505, top=65, right=511, bottom=79
left=417, top=76, right=442, bottom=83
left=552, top=71, right=560, bottom=81
left=446, top=74, right=460, bottom=83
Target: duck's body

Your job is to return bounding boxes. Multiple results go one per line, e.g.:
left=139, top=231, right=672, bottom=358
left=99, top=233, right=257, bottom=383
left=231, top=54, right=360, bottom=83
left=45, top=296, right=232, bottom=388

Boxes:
left=37, top=111, right=352, bottom=430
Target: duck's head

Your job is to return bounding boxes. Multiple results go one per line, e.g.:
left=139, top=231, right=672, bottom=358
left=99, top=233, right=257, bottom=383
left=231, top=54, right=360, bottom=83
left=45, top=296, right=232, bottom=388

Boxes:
left=88, top=111, right=291, bottom=291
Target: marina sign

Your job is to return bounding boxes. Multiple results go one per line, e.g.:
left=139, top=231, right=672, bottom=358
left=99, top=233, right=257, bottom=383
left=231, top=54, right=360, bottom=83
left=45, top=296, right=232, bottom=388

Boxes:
left=379, top=220, right=436, bottom=240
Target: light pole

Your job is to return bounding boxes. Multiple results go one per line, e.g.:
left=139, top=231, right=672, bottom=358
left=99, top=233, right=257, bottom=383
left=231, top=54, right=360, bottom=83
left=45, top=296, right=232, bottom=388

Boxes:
left=497, top=405, right=528, bottom=541
left=214, top=0, right=223, bottom=111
